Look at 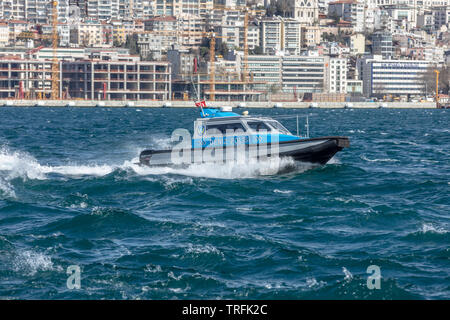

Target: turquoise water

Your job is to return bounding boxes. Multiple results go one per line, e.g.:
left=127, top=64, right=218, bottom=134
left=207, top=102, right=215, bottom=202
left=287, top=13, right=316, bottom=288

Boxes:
left=0, top=107, right=448, bottom=299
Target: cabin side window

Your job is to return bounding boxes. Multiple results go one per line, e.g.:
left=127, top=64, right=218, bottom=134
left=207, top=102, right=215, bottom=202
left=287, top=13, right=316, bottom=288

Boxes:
left=246, top=121, right=272, bottom=132
left=206, top=122, right=246, bottom=135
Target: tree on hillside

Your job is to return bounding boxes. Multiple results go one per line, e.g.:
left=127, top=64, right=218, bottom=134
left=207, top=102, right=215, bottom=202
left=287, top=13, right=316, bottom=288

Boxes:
left=199, top=38, right=230, bottom=60
left=266, top=0, right=290, bottom=17
left=123, top=34, right=140, bottom=55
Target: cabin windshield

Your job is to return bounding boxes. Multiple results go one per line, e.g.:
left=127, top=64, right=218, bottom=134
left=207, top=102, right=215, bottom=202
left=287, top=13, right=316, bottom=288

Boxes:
left=267, top=120, right=291, bottom=135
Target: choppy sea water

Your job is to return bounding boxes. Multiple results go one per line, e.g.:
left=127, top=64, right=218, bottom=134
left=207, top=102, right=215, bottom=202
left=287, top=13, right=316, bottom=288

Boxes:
left=0, top=107, right=448, bottom=300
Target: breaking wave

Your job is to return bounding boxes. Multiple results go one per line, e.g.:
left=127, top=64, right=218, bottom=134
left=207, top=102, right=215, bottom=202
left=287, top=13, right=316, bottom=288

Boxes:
left=420, top=223, right=447, bottom=234
left=360, top=154, right=399, bottom=162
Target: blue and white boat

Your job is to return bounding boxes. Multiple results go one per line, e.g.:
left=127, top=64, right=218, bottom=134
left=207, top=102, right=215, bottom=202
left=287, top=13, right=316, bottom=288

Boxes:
left=139, top=106, right=349, bottom=166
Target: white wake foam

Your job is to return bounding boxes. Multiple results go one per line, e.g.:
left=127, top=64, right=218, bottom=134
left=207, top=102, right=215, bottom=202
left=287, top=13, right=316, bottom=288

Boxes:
left=0, top=145, right=317, bottom=187
left=126, top=156, right=314, bottom=179
left=42, top=164, right=115, bottom=177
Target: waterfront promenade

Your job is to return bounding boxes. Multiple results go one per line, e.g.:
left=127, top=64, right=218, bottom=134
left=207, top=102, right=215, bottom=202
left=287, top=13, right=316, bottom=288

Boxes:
left=0, top=100, right=437, bottom=109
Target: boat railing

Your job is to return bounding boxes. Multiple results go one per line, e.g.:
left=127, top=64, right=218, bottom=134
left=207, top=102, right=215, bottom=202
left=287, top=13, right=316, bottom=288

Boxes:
left=250, top=113, right=315, bottom=138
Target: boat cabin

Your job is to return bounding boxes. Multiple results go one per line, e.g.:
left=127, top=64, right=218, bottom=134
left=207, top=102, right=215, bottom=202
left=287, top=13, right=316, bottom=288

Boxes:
left=193, top=108, right=292, bottom=139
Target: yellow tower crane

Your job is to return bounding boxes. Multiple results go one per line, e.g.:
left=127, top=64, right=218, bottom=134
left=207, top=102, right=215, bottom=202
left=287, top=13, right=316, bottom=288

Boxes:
left=434, top=69, right=440, bottom=107
left=209, top=34, right=216, bottom=101
left=205, top=32, right=234, bottom=101
left=132, top=29, right=231, bottom=101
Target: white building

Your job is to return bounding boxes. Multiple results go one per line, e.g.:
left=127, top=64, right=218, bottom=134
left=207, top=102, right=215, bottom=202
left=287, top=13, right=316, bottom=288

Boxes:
left=0, top=22, right=9, bottom=45
left=360, top=56, right=433, bottom=98
left=281, top=55, right=329, bottom=93
left=78, top=21, right=113, bottom=47
left=57, top=24, right=70, bottom=47
left=245, top=23, right=260, bottom=50
left=260, top=18, right=282, bottom=53
left=349, top=33, right=366, bottom=55
left=328, top=57, right=347, bottom=93
left=259, top=17, right=302, bottom=55
left=140, top=0, right=213, bottom=18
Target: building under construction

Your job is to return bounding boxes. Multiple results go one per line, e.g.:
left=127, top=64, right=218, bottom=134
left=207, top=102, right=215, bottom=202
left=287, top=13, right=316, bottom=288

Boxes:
left=62, top=60, right=171, bottom=100
left=0, top=56, right=172, bottom=100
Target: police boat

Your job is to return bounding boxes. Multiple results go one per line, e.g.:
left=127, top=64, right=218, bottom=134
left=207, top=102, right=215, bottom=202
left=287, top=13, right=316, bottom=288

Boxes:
left=139, top=106, right=349, bottom=166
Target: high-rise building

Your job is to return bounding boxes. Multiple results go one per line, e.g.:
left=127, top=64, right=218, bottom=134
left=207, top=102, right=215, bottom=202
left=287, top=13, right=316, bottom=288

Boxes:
left=371, top=31, right=393, bottom=59
left=328, top=57, right=347, bottom=93
left=259, top=17, right=302, bottom=55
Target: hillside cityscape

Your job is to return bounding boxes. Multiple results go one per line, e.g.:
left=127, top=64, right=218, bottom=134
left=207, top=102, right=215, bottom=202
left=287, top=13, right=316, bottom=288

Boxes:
left=0, top=0, right=449, bottom=103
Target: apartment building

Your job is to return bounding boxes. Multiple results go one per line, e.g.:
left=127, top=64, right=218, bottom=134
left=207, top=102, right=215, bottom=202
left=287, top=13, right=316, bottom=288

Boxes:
left=328, top=57, right=347, bottom=93
left=149, top=0, right=213, bottom=18
left=7, top=20, right=29, bottom=42
left=259, top=17, right=302, bottom=55
left=433, top=5, right=450, bottom=29
left=78, top=21, right=113, bottom=47
left=301, top=26, right=321, bottom=48
left=328, top=0, right=365, bottom=32
left=0, top=22, right=9, bottom=45
left=349, top=33, right=365, bottom=55
left=110, top=20, right=144, bottom=45
left=0, top=0, right=26, bottom=20
left=371, top=31, right=394, bottom=59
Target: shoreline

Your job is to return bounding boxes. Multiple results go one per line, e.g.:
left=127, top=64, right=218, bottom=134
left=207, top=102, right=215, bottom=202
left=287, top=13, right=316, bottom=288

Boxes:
left=0, top=100, right=438, bottom=109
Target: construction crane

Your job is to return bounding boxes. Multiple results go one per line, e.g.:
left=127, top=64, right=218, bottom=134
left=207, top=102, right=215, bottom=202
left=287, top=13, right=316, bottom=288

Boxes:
left=213, top=5, right=265, bottom=83
left=434, top=69, right=440, bottom=107
left=51, top=0, right=59, bottom=100
left=209, top=33, right=216, bottom=101
left=136, top=29, right=230, bottom=101
left=204, top=31, right=235, bottom=101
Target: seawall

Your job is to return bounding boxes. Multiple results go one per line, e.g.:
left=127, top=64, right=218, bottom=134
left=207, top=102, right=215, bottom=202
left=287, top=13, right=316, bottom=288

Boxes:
left=0, top=100, right=437, bottom=109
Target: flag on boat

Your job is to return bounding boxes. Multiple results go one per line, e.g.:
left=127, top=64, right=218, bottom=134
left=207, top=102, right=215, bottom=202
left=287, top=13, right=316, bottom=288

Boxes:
left=195, top=100, right=206, bottom=108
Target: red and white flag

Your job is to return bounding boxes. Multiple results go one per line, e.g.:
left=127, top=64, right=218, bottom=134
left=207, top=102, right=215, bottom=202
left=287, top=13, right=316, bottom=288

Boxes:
left=195, top=100, right=206, bottom=108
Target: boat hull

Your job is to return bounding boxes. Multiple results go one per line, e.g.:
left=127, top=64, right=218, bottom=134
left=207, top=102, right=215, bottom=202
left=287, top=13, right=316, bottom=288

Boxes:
left=139, top=136, right=349, bottom=166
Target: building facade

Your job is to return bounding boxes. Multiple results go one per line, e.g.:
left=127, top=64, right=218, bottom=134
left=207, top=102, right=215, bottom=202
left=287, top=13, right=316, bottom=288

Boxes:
left=371, top=31, right=394, bottom=59
left=360, top=57, right=432, bottom=97
left=328, top=57, right=347, bottom=93
left=0, top=56, right=171, bottom=100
